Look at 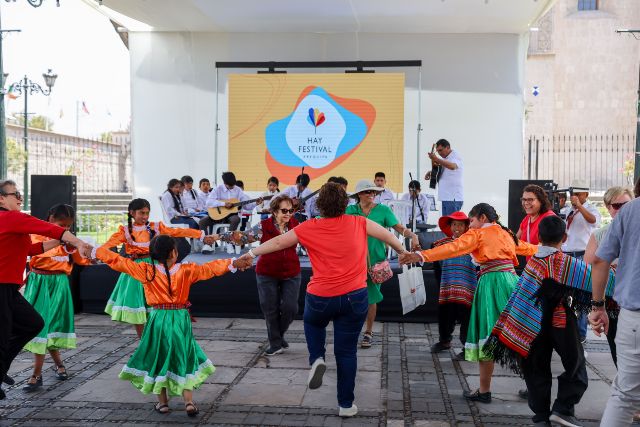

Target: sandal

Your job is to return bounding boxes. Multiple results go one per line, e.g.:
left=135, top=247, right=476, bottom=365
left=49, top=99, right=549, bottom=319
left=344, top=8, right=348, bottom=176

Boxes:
left=185, top=401, right=199, bottom=417
left=360, top=332, right=373, bottom=349
left=52, top=364, right=68, bottom=381
left=23, top=375, right=43, bottom=393
left=154, top=403, right=171, bottom=414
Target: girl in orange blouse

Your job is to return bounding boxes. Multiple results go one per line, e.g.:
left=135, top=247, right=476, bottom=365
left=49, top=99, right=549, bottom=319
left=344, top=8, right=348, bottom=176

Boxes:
left=404, top=203, right=537, bottom=404
left=93, top=234, right=245, bottom=416
left=23, top=204, right=92, bottom=392
left=104, top=199, right=217, bottom=338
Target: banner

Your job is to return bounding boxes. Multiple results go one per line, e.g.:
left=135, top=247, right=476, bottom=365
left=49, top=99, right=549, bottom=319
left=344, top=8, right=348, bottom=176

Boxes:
left=228, top=73, right=404, bottom=192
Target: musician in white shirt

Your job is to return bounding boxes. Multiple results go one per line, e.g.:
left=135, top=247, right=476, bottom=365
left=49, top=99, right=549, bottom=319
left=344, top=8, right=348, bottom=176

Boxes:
left=282, top=173, right=314, bottom=222
left=161, top=178, right=199, bottom=229
left=258, top=176, right=280, bottom=220
left=196, top=178, right=211, bottom=209
left=181, top=175, right=205, bottom=214
left=374, top=172, right=395, bottom=204
left=424, top=139, right=464, bottom=216
left=401, top=180, right=431, bottom=225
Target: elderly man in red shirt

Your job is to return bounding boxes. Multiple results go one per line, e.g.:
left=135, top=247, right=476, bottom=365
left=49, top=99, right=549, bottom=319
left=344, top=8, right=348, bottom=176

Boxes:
left=0, top=179, right=90, bottom=400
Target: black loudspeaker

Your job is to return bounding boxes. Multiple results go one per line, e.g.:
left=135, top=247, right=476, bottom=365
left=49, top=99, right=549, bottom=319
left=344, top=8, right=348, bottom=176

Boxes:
left=31, top=175, right=77, bottom=230
left=508, top=179, right=552, bottom=233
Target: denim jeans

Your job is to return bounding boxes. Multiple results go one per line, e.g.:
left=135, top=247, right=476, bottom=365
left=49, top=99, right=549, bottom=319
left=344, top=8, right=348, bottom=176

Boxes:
left=441, top=200, right=463, bottom=216
left=170, top=216, right=199, bottom=230
left=303, top=288, right=368, bottom=408
left=256, top=274, right=301, bottom=349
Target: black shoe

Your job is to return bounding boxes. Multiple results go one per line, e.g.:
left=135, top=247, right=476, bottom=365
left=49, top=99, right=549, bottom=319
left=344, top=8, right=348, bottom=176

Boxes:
left=264, top=347, right=283, bottom=356
left=463, top=389, right=491, bottom=403
left=453, top=350, right=465, bottom=361
left=0, top=387, right=5, bottom=400
left=3, top=374, right=15, bottom=386
left=52, top=364, right=68, bottom=381
left=533, top=421, right=551, bottom=427
left=23, top=376, right=42, bottom=393
left=518, top=388, right=528, bottom=400
left=430, top=341, right=451, bottom=353
left=549, top=412, right=582, bottom=427
left=281, top=339, right=289, bottom=349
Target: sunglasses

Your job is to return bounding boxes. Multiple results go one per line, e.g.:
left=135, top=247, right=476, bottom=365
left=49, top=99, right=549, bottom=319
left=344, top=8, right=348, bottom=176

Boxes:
left=520, top=197, right=536, bottom=204
left=359, top=190, right=377, bottom=195
left=279, top=208, right=295, bottom=214
left=2, top=191, right=22, bottom=200
left=610, top=201, right=628, bottom=210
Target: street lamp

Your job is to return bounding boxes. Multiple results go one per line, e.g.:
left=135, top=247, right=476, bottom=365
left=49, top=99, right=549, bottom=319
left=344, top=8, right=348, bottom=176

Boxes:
left=8, top=69, right=58, bottom=210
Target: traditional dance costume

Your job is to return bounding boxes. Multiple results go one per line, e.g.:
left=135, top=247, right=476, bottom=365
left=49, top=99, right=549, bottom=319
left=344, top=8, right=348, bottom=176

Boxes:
left=432, top=236, right=477, bottom=346
left=417, top=224, right=537, bottom=361
left=484, top=247, right=616, bottom=424
left=23, top=236, right=91, bottom=355
left=94, top=246, right=235, bottom=396
left=103, top=222, right=205, bottom=325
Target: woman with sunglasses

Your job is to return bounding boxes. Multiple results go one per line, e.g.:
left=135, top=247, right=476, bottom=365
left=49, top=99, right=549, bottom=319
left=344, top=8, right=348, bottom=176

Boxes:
left=584, top=186, right=634, bottom=367
left=516, top=184, right=556, bottom=249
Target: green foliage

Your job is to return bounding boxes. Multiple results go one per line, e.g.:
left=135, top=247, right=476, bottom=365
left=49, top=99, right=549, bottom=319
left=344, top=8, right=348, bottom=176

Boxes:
left=100, top=132, right=113, bottom=143
left=11, top=113, right=54, bottom=130
left=6, top=137, right=26, bottom=174
left=76, top=212, right=126, bottom=245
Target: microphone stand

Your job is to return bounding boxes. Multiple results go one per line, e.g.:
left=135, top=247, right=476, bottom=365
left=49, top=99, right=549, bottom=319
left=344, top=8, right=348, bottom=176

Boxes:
left=408, top=173, right=417, bottom=251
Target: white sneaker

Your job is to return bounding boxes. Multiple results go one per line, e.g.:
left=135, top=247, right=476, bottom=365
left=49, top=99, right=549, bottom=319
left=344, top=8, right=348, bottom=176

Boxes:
left=338, top=404, right=358, bottom=417
left=307, top=357, right=326, bottom=389
left=226, top=245, right=235, bottom=254
left=201, top=244, right=213, bottom=255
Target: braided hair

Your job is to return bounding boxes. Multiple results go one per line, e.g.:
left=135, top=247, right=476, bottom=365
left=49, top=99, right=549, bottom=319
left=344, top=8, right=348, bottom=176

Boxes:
left=127, top=199, right=154, bottom=242
left=166, top=178, right=183, bottom=214
left=147, top=235, right=177, bottom=297
left=181, top=175, right=198, bottom=201
left=468, top=202, right=519, bottom=246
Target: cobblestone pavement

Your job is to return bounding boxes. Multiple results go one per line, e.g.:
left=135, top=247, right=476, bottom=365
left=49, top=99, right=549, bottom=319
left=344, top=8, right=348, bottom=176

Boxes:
left=0, top=314, right=622, bottom=426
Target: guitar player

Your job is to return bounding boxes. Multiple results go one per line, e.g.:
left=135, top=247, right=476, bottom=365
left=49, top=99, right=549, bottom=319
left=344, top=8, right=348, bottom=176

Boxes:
left=282, top=173, right=314, bottom=223
left=424, top=139, right=464, bottom=216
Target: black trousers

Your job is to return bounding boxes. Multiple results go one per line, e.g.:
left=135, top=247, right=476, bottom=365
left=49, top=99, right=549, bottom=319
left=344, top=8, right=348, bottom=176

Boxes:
left=521, top=308, right=588, bottom=423
left=256, top=274, right=301, bottom=349
left=198, top=213, right=241, bottom=232
left=437, top=303, right=470, bottom=346
left=0, top=285, right=45, bottom=383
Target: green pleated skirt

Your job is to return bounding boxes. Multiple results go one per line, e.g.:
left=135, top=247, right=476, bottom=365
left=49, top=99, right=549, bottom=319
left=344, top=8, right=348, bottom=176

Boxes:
left=104, top=257, right=151, bottom=325
left=23, top=273, right=76, bottom=355
left=464, top=271, right=518, bottom=362
left=119, top=309, right=215, bottom=396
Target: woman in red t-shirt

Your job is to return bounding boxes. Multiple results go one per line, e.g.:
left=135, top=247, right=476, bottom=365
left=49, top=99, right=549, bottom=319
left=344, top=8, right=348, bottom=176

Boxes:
left=517, top=184, right=556, bottom=246
left=238, top=183, right=408, bottom=417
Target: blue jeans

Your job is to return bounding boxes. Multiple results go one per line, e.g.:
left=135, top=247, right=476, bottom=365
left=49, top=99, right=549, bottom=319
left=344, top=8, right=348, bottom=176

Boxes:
left=441, top=200, right=463, bottom=216
left=303, top=288, right=368, bottom=408
left=171, top=216, right=199, bottom=230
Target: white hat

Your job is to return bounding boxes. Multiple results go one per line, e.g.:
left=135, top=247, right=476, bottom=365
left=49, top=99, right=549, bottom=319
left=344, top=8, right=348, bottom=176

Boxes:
left=569, top=179, right=590, bottom=192
left=350, top=179, right=383, bottom=198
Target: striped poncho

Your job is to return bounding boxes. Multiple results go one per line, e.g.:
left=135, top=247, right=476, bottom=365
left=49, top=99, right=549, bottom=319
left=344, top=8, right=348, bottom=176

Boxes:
left=433, top=237, right=477, bottom=307
left=483, top=247, right=616, bottom=374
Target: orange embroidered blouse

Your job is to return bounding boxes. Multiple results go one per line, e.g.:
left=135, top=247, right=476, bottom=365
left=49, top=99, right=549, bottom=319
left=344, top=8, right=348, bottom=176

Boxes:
left=94, top=246, right=232, bottom=305
left=103, top=222, right=203, bottom=256
left=29, top=234, right=92, bottom=275
left=419, top=224, right=538, bottom=266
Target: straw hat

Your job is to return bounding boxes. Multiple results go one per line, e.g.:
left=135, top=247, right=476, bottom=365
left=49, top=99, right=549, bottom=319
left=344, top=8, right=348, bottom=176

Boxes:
left=350, top=179, right=383, bottom=198
left=569, top=179, right=590, bottom=193
left=438, top=211, right=470, bottom=237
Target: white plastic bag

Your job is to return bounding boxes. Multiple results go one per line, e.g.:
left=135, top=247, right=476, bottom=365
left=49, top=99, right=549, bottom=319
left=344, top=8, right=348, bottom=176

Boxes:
left=398, top=264, right=426, bottom=315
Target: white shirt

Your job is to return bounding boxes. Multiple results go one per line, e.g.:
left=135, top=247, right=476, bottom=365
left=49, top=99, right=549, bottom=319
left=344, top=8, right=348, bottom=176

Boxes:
left=205, top=184, right=256, bottom=210
left=562, top=201, right=601, bottom=252
left=400, top=193, right=431, bottom=224
left=258, top=190, right=280, bottom=211
left=196, top=189, right=209, bottom=208
left=437, top=149, right=464, bottom=202
left=374, top=188, right=395, bottom=204
left=282, top=185, right=315, bottom=218
left=182, top=189, right=203, bottom=212
left=160, top=191, right=185, bottom=219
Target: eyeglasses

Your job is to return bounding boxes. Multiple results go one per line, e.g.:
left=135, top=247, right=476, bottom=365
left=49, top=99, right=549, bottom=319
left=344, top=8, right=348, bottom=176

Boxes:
left=359, top=190, right=377, bottom=195
left=279, top=208, right=295, bottom=214
left=520, top=197, right=536, bottom=204
left=610, top=201, right=628, bottom=210
left=1, top=191, right=22, bottom=200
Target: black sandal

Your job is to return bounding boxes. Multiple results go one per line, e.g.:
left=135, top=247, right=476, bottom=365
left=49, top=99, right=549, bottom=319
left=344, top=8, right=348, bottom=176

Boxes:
left=52, top=364, right=68, bottom=381
left=23, top=375, right=43, bottom=393
left=154, top=403, right=171, bottom=414
left=185, top=402, right=199, bottom=417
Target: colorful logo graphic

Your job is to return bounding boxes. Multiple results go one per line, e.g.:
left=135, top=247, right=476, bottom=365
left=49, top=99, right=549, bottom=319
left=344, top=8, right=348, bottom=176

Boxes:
left=265, top=86, right=376, bottom=182
left=307, top=108, right=326, bottom=133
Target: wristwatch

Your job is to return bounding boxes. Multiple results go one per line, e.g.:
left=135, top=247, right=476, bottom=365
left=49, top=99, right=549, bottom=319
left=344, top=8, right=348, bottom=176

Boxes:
left=590, top=299, right=605, bottom=308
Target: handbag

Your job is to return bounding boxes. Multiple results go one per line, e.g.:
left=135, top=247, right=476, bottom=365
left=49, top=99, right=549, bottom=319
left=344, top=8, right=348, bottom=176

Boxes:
left=368, top=255, right=393, bottom=284
left=398, top=264, right=426, bottom=315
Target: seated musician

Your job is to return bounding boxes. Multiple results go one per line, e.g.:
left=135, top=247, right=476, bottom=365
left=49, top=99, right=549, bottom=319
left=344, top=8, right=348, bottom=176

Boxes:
left=282, top=173, right=313, bottom=223
left=198, top=172, right=261, bottom=234
left=401, top=180, right=431, bottom=225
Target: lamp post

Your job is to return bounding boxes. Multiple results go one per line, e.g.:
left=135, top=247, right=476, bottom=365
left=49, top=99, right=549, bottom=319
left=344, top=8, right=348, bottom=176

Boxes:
left=8, top=69, right=57, bottom=210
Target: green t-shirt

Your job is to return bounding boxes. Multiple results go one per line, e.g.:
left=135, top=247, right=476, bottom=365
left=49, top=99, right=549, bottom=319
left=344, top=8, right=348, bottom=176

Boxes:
left=345, top=203, right=399, bottom=268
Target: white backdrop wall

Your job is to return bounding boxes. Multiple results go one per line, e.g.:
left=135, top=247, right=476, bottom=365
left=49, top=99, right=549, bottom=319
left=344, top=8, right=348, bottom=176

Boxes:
left=128, top=31, right=527, bottom=222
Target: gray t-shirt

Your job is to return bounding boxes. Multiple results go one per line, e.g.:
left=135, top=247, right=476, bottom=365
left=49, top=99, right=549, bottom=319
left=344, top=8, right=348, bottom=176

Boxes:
left=596, top=198, right=640, bottom=310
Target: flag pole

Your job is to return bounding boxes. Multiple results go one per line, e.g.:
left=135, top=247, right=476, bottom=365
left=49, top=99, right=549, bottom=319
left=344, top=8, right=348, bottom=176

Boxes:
left=75, top=100, right=79, bottom=136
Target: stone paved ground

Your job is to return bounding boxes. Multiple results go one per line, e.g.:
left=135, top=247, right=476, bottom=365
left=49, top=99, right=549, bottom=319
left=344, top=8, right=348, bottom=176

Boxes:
left=0, top=314, right=625, bottom=426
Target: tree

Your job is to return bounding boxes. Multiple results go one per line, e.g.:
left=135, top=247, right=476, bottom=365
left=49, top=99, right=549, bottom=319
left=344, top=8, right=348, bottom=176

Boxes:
left=10, top=113, right=54, bottom=131
left=100, top=132, right=113, bottom=143
left=7, top=137, right=26, bottom=175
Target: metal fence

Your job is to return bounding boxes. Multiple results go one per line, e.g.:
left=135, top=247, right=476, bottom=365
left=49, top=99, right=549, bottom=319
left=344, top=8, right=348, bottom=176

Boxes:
left=76, top=210, right=128, bottom=246
left=524, top=134, right=636, bottom=192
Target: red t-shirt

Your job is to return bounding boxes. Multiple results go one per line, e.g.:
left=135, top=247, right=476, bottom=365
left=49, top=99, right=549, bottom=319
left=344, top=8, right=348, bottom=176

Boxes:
left=518, top=210, right=556, bottom=245
left=293, top=215, right=368, bottom=297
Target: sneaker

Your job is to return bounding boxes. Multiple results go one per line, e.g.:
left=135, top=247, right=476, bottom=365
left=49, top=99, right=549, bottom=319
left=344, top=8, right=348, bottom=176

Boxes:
left=430, top=341, right=451, bottom=353
left=549, top=412, right=582, bottom=427
left=518, top=388, right=528, bottom=400
left=23, top=375, right=43, bottom=393
left=281, top=339, right=289, bottom=349
left=307, top=357, right=326, bottom=389
left=579, top=336, right=587, bottom=344
left=338, top=404, right=358, bottom=417
left=264, top=347, right=283, bottom=356
left=533, top=421, right=551, bottom=427
left=3, top=375, right=15, bottom=386
left=226, top=245, right=235, bottom=255
left=463, top=389, right=491, bottom=403
left=360, top=332, right=373, bottom=349
left=201, top=244, right=213, bottom=255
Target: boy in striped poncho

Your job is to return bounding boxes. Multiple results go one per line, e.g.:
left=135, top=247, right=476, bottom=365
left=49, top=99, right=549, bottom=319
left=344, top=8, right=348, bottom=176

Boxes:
left=485, top=216, right=616, bottom=427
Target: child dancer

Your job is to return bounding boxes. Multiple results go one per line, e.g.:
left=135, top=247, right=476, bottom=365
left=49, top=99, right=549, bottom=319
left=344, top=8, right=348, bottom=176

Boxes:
left=403, top=203, right=537, bottom=403
left=430, top=212, right=477, bottom=360
left=485, top=216, right=615, bottom=427
left=93, top=235, right=248, bottom=416
left=22, top=204, right=92, bottom=392
left=104, top=199, right=216, bottom=338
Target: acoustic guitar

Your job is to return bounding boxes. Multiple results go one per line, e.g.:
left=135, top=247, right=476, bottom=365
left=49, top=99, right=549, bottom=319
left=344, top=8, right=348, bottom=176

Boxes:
left=428, top=143, right=444, bottom=190
left=208, top=195, right=274, bottom=221
left=292, top=189, right=321, bottom=212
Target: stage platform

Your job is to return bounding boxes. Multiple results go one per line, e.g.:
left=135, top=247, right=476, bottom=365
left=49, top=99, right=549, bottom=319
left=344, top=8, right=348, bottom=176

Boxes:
left=75, top=248, right=439, bottom=323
